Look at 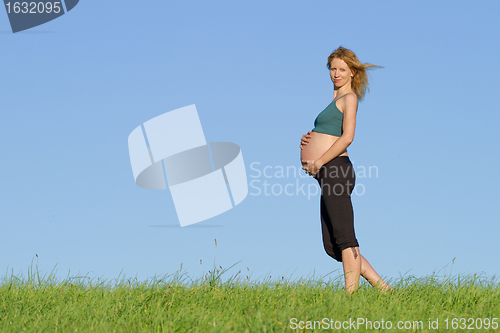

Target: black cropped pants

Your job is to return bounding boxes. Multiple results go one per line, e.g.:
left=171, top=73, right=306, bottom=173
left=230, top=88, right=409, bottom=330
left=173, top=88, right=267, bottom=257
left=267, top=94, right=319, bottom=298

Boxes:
left=315, top=156, right=358, bottom=262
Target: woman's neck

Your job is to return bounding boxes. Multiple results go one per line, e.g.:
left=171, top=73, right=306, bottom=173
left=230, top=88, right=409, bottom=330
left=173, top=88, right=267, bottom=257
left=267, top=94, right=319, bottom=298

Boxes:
left=334, top=86, right=353, bottom=99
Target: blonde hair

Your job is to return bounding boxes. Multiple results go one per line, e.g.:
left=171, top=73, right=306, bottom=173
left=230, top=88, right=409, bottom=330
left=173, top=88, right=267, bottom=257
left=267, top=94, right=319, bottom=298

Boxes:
left=327, top=46, right=381, bottom=101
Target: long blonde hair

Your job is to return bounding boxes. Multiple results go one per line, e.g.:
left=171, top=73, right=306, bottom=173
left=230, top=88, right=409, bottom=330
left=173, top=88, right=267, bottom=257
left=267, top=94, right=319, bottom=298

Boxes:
left=327, top=46, right=380, bottom=101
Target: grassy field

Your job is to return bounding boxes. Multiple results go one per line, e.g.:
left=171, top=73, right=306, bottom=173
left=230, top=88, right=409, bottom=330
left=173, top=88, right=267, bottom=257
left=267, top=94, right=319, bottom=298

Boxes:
left=1, top=262, right=499, bottom=332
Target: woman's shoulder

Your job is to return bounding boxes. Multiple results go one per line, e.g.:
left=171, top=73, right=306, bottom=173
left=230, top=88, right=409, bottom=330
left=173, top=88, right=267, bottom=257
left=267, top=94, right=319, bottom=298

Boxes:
left=342, top=91, right=358, bottom=107
left=343, top=91, right=358, bottom=101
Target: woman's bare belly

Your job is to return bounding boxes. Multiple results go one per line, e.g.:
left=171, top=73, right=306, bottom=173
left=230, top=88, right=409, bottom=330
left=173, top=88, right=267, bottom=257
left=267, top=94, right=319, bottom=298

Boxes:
left=301, top=131, right=347, bottom=165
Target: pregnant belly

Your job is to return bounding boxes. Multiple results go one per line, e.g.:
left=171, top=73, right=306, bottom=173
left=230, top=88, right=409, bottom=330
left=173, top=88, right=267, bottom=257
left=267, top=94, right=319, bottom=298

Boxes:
left=300, top=132, right=345, bottom=165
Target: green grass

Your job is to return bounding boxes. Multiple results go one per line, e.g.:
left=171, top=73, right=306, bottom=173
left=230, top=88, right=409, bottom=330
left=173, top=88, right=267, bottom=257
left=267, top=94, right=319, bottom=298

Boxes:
left=1, top=262, right=499, bottom=332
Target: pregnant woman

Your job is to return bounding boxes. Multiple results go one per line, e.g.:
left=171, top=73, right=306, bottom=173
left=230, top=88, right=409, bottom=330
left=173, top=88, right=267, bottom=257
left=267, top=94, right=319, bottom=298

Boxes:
left=300, top=46, right=392, bottom=294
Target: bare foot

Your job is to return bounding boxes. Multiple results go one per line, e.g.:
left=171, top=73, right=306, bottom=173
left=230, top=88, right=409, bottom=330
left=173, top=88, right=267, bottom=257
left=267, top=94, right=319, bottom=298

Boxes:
left=379, top=284, right=394, bottom=294
left=374, top=281, right=394, bottom=294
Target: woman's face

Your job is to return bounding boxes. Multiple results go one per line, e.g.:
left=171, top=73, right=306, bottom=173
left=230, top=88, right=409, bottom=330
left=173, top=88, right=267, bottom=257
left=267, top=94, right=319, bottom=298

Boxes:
left=329, top=58, right=353, bottom=88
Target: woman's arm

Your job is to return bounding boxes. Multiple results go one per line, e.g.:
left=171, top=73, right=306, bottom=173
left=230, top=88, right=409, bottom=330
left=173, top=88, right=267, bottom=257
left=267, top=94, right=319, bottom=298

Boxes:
left=317, top=93, right=357, bottom=164
left=304, top=93, right=358, bottom=176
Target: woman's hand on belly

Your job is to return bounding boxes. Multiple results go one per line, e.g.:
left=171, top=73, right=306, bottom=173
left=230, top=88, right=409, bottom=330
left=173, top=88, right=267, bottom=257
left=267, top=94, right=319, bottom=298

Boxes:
left=299, top=131, right=312, bottom=149
left=302, top=159, right=323, bottom=177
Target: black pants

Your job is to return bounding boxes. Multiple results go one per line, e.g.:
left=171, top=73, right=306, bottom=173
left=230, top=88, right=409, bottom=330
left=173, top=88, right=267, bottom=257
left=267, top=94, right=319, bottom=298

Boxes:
left=315, top=156, right=358, bottom=262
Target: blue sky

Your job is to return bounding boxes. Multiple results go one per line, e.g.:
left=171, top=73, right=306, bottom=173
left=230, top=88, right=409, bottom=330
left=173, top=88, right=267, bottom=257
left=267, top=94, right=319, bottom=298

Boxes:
left=1, top=1, right=499, bottom=284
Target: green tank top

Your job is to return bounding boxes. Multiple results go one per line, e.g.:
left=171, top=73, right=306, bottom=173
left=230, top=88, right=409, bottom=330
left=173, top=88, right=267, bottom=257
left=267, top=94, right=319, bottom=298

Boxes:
left=312, top=93, right=349, bottom=136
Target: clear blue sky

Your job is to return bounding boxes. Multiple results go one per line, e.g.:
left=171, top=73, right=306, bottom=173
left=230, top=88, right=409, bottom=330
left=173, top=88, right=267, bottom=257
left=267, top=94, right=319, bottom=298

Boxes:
left=1, top=1, right=499, bottom=283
